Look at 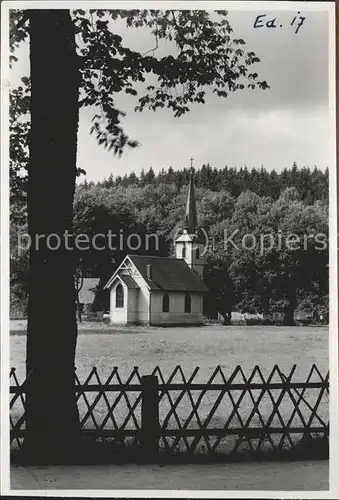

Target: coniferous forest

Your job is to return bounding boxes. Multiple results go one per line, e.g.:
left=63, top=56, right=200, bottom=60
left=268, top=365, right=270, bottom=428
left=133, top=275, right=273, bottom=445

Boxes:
left=98, top=163, right=328, bottom=204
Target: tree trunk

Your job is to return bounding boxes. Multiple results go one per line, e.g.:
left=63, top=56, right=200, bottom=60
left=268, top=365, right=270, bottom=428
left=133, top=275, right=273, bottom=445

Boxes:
left=283, top=289, right=296, bottom=326
left=283, top=307, right=295, bottom=326
left=219, top=310, right=231, bottom=325
left=75, top=270, right=84, bottom=323
left=24, top=10, right=80, bottom=462
left=76, top=298, right=83, bottom=323
left=76, top=288, right=83, bottom=323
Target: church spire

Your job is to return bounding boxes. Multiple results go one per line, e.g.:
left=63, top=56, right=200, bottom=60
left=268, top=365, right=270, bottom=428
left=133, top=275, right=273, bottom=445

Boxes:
left=184, top=159, right=198, bottom=234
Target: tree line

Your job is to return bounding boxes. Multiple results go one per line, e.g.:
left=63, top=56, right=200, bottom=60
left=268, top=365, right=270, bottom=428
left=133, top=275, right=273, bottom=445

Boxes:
left=11, top=163, right=329, bottom=323
left=95, top=162, right=328, bottom=203
left=77, top=166, right=330, bottom=322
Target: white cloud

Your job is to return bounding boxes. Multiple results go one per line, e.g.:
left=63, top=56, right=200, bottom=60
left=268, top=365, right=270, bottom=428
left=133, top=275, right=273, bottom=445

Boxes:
left=77, top=105, right=329, bottom=181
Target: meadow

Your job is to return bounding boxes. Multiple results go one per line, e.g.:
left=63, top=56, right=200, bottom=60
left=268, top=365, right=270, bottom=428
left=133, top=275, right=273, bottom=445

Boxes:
left=10, top=323, right=329, bottom=382
left=10, top=324, right=329, bottom=453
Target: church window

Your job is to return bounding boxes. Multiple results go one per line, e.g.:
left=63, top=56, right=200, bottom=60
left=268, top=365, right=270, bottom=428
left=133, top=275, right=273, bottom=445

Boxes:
left=116, top=283, right=124, bottom=308
left=162, top=293, right=169, bottom=312
left=182, top=245, right=186, bottom=258
left=184, top=293, right=191, bottom=313
left=196, top=247, right=200, bottom=259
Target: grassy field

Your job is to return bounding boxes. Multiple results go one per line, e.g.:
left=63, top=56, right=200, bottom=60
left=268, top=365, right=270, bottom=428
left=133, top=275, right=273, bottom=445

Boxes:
left=10, top=324, right=329, bottom=454
left=10, top=323, right=329, bottom=380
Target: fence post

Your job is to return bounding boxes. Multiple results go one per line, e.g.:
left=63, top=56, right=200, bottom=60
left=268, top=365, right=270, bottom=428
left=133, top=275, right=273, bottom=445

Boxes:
left=141, top=374, right=159, bottom=460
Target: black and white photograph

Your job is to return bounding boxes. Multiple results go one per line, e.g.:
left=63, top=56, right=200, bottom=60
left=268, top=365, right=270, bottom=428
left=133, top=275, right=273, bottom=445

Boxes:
left=1, top=1, right=338, bottom=497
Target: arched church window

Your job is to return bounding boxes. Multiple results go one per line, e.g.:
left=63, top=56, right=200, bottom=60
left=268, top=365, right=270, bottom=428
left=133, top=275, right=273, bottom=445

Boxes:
left=116, top=283, right=124, bottom=308
left=182, top=244, right=186, bottom=258
left=184, top=293, right=191, bottom=313
left=162, top=293, right=169, bottom=312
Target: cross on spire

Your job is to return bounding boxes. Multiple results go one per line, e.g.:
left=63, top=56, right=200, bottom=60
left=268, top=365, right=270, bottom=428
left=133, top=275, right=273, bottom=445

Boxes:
left=190, top=156, right=194, bottom=176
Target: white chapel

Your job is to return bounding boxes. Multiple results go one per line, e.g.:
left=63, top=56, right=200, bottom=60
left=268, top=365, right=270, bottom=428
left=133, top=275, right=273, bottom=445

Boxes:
left=104, top=168, right=208, bottom=325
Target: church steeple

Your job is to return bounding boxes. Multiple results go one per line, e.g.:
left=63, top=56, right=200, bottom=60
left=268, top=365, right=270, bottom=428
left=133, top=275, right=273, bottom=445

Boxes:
left=175, top=158, right=205, bottom=279
left=184, top=166, right=198, bottom=234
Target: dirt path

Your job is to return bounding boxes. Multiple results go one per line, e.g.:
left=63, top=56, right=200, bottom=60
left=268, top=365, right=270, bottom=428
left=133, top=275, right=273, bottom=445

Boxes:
left=11, top=460, right=328, bottom=491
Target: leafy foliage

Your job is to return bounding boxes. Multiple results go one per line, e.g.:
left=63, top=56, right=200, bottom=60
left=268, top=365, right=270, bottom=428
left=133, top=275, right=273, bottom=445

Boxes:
left=9, top=8, right=269, bottom=210
left=9, top=78, right=30, bottom=224
left=9, top=10, right=29, bottom=58
left=74, top=9, right=268, bottom=152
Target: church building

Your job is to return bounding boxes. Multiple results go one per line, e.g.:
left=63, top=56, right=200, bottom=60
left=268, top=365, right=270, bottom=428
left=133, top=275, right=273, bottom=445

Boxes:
left=104, top=169, right=208, bottom=325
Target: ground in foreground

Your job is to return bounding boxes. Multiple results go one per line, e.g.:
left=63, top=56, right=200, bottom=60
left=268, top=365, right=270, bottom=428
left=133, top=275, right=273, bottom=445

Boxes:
left=11, top=459, right=328, bottom=490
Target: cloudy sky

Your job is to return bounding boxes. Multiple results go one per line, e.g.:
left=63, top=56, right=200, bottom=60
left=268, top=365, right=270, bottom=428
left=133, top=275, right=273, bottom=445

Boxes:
left=11, top=8, right=330, bottom=181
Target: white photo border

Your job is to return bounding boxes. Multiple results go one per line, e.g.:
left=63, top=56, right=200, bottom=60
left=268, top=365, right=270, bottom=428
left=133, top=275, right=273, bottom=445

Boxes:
left=1, top=1, right=337, bottom=498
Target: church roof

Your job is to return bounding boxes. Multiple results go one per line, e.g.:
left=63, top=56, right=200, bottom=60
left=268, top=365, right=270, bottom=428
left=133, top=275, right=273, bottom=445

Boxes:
left=128, top=255, right=208, bottom=293
left=119, top=274, right=140, bottom=289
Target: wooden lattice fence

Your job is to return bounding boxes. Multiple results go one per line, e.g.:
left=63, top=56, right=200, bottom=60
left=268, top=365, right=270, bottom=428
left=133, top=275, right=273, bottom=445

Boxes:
left=10, top=364, right=329, bottom=457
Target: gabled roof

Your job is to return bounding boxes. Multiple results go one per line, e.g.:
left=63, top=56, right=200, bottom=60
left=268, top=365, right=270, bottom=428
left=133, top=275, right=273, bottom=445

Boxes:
left=119, top=274, right=139, bottom=289
left=78, top=278, right=100, bottom=304
left=128, top=255, right=208, bottom=293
